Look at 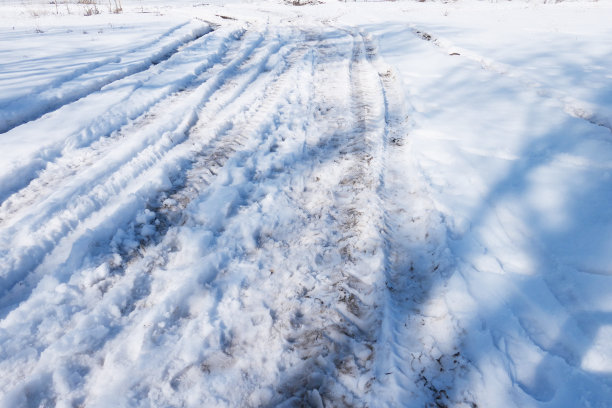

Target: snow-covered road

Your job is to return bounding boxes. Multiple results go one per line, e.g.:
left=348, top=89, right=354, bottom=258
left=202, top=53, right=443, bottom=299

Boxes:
left=1, top=1, right=612, bottom=407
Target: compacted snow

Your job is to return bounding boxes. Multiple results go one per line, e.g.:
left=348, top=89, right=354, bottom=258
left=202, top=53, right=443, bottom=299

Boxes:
left=1, top=1, right=611, bottom=407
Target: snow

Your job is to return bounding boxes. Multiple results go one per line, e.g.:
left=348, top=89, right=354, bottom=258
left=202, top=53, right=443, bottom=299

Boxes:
left=1, top=0, right=612, bottom=407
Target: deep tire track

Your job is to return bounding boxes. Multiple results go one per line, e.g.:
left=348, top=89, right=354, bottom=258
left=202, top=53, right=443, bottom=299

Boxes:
left=65, top=32, right=314, bottom=408
left=0, top=25, right=245, bottom=205
left=0, top=24, right=429, bottom=408
left=363, top=29, right=476, bottom=407
left=0, top=29, right=283, bottom=315
left=0, top=28, right=248, bottom=227
left=0, top=30, right=313, bottom=406
left=261, top=28, right=389, bottom=407
left=0, top=22, right=212, bottom=134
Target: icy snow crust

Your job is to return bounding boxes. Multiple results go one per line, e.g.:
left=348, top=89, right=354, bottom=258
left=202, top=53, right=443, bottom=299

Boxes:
left=1, top=1, right=612, bottom=407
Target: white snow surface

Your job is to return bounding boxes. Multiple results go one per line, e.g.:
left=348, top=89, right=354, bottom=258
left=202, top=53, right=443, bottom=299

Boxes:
left=1, top=1, right=612, bottom=407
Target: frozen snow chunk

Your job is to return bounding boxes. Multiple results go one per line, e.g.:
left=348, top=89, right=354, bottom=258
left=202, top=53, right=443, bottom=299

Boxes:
left=140, top=224, right=156, bottom=237
left=163, top=198, right=178, bottom=208
left=82, top=263, right=110, bottom=287
left=135, top=208, right=155, bottom=225
left=306, top=389, right=324, bottom=408
left=582, top=325, right=612, bottom=374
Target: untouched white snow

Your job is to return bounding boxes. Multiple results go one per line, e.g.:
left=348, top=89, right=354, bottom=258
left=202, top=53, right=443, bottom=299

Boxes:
left=1, top=1, right=612, bottom=407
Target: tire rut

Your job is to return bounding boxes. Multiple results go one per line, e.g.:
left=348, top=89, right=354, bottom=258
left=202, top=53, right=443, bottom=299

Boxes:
left=0, top=28, right=248, bottom=227
left=0, top=26, right=249, bottom=205
left=368, top=29, right=476, bottom=407
left=0, top=33, right=312, bottom=393
left=0, top=22, right=213, bottom=134
left=66, top=32, right=313, bottom=406
left=267, top=29, right=387, bottom=407
left=0, top=31, right=293, bottom=315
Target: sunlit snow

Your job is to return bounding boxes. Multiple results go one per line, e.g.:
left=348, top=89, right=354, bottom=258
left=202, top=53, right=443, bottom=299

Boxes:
left=1, top=0, right=611, bottom=407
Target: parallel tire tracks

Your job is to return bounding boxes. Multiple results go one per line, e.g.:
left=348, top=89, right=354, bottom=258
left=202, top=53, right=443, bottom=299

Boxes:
left=0, top=24, right=461, bottom=408
left=0, top=27, right=315, bottom=405
left=0, top=29, right=284, bottom=312
left=366, top=29, right=476, bottom=408
left=0, top=25, right=244, bottom=204
left=262, top=29, right=389, bottom=407
left=0, top=22, right=212, bottom=134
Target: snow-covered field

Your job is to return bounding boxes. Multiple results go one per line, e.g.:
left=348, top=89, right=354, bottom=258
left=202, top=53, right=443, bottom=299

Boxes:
left=1, top=1, right=612, bottom=406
